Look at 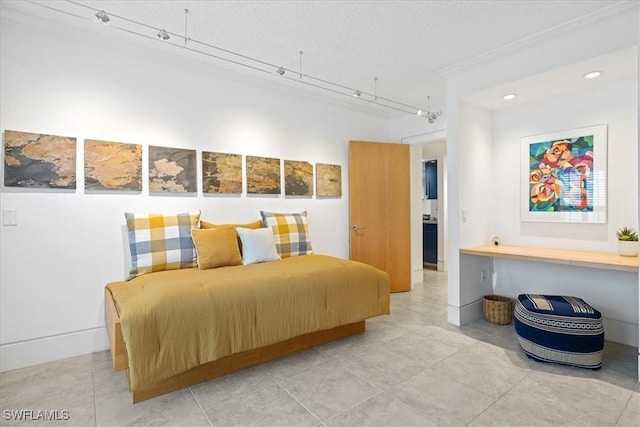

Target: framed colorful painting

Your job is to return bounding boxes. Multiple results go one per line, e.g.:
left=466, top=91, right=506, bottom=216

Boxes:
left=521, top=124, right=607, bottom=223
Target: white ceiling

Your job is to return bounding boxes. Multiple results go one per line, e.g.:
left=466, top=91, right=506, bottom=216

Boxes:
left=2, top=0, right=637, bottom=115
left=465, top=45, right=638, bottom=111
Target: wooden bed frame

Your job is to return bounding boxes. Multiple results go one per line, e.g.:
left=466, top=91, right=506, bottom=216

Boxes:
left=105, top=288, right=366, bottom=403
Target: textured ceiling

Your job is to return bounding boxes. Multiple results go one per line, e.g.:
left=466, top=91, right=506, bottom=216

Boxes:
left=1, top=0, right=633, bottom=113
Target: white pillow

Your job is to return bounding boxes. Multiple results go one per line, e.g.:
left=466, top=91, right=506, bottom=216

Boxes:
left=236, top=227, right=281, bottom=265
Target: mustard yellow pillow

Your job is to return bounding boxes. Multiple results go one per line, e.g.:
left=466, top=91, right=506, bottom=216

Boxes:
left=200, top=220, right=262, bottom=229
left=191, top=227, right=242, bottom=269
left=200, top=220, right=262, bottom=253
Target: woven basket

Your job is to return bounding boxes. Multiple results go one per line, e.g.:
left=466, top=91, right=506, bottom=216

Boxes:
left=483, top=295, right=514, bottom=325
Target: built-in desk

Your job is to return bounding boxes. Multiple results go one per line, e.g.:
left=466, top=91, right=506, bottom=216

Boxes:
left=460, top=244, right=638, bottom=273
left=458, top=244, right=639, bottom=380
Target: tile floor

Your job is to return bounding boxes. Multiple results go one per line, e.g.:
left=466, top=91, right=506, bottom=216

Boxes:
left=1, top=269, right=638, bottom=426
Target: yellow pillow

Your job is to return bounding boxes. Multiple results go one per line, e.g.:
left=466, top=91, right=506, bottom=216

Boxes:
left=191, top=227, right=242, bottom=269
left=200, top=220, right=262, bottom=229
left=200, top=220, right=262, bottom=253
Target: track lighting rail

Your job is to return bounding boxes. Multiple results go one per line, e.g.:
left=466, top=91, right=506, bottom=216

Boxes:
left=27, top=0, right=443, bottom=119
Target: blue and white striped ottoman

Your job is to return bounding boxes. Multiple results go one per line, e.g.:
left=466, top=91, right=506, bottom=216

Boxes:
left=514, top=294, right=604, bottom=369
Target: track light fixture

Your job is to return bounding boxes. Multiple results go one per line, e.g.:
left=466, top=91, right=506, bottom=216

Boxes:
left=43, top=1, right=442, bottom=118
left=417, top=96, right=443, bottom=123
left=426, top=110, right=443, bottom=124
left=95, top=10, right=110, bottom=24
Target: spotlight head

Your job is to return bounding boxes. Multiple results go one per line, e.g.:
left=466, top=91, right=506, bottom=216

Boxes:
left=416, top=109, right=424, bottom=116
left=157, top=29, right=170, bottom=40
left=95, top=10, right=110, bottom=24
left=353, top=90, right=361, bottom=98
left=427, top=111, right=443, bottom=124
left=276, top=67, right=285, bottom=76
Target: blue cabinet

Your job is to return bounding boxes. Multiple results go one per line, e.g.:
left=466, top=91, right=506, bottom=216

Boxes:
left=423, top=223, right=437, bottom=264
left=425, top=160, right=437, bottom=200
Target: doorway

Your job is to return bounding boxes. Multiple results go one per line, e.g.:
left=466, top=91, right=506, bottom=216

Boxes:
left=421, top=140, right=447, bottom=273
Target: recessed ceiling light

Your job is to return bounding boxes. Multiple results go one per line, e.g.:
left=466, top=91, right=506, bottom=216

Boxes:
left=502, top=93, right=517, bottom=101
left=584, top=71, right=602, bottom=79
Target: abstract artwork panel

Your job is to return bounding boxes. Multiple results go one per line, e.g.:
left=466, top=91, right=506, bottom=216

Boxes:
left=202, top=152, right=242, bottom=194
left=284, top=160, right=313, bottom=196
left=246, top=156, right=281, bottom=195
left=316, top=163, right=342, bottom=197
left=149, top=146, right=197, bottom=193
left=84, top=139, right=142, bottom=191
left=4, top=130, right=76, bottom=189
left=521, top=124, right=607, bottom=223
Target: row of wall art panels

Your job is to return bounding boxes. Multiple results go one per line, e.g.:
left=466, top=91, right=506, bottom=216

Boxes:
left=2, top=130, right=342, bottom=197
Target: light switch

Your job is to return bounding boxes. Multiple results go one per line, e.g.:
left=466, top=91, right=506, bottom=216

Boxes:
left=3, top=209, right=17, bottom=226
left=461, top=208, right=468, bottom=223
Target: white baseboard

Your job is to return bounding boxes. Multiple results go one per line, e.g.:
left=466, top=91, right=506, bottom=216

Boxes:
left=447, top=305, right=461, bottom=326
left=447, top=300, right=483, bottom=326
left=459, top=299, right=484, bottom=325
left=412, top=269, right=423, bottom=285
left=437, top=260, right=448, bottom=272
left=0, top=327, right=109, bottom=372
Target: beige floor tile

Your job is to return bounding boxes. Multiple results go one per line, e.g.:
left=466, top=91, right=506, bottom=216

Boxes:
left=359, top=317, right=421, bottom=343
left=260, top=348, right=329, bottom=383
left=91, top=350, right=130, bottom=399
left=204, top=383, right=318, bottom=426
left=333, top=340, right=428, bottom=388
left=278, top=362, right=380, bottom=421
left=471, top=370, right=634, bottom=426
left=389, top=368, right=496, bottom=426
left=383, top=332, right=463, bottom=368
left=617, top=389, right=640, bottom=426
left=0, top=354, right=95, bottom=427
left=95, top=388, right=209, bottom=427
left=325, top=392, right=437, bottom=427
left=432, top=341, right=531, bottom=398
left=602, top=341, right=639, bottom=380
left=416, top=324, right=480, bottom=349
left=313, top=330, right=385, bottom=359
left=190, top=364, right=276, bottom=411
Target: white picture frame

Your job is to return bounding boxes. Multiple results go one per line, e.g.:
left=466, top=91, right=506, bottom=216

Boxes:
left=521, top=124, right=607, bottom=223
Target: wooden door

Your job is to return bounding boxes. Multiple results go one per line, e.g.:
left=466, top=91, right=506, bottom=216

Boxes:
left=349, top=140, right=411, bottom=292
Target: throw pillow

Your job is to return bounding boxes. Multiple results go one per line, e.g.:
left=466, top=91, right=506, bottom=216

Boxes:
left=200, top=220, right=262, bottom=230
left=236, top=227, right=280, bottom=265
left=191, top=227, right=242, bottom=269
left=200, top=219, right=262, bottom=253
left=260, top=211, right=313, bottom=257
left=125, top=210, right=200, bottom=279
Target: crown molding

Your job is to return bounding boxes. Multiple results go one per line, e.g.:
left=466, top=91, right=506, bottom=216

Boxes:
left=438, top=1, right=640, bottom=77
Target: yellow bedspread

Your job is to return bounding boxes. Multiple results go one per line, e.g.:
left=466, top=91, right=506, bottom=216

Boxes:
left=106, top=254, right=390, bottom=390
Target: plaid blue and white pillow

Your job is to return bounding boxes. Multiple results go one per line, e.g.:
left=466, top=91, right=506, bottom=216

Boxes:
left=125, top=211, right=200, bottom=279
left=260, top=211, right=312, bottom=258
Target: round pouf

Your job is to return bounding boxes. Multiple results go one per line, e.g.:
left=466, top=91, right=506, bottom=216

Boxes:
left=514, top=294, right=604, bottom=369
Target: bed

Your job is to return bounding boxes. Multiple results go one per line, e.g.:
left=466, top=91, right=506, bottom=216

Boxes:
left=105, top=254, right=390, bottom=403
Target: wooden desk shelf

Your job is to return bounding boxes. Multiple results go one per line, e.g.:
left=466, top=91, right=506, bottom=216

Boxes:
left=460, top=244, right=638, bottom=273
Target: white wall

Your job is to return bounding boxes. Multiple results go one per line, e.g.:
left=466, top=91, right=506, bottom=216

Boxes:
left=492, top=78, right=638, bottom=251
left=448, top=100, right=495, bottom=323
left=0, top=11, right=389, bottom=370
left=487, top=77, right=639, bottom=346
left=445, top=10, right=639, bottom=343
